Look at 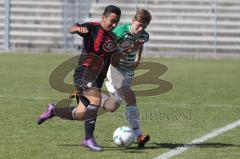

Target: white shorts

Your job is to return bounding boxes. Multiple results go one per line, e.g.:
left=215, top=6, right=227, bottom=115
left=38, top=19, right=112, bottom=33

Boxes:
left=105, top=65, right=134, bottom=104
left=106, top=65, right=133, bottom=90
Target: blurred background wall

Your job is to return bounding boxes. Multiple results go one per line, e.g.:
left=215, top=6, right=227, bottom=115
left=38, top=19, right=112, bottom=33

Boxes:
left=0, top=0, right=240, bottom=58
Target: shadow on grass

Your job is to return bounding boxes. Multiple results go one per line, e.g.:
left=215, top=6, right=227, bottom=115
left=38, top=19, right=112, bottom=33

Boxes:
left=58, top=142, right=150, bottom=153
left=57, top=142, right=239, bottom=153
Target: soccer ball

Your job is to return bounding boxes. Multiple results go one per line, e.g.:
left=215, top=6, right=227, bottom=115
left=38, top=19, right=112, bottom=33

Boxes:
left=113, top=126, right=135, bottom=147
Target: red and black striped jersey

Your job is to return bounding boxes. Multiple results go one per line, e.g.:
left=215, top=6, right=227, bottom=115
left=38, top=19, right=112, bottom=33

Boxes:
left=75, top=22, right=117, bottom=80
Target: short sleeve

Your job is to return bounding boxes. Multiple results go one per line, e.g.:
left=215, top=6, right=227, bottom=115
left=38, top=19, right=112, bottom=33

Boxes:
left=74, top=22, right=91, bottom=37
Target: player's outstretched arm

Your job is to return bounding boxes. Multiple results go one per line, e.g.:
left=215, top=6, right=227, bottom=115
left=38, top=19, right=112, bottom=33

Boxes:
left=110, top=51, right=122, bottom=67
left=69, top=25, right=88, bottom=34
left=111, top=47, right=137, bottom=67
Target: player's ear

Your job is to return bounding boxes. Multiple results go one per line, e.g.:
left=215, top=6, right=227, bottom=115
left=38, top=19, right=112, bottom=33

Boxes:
left=102, top=15, right=106, bottom=21
left=131, top=17, right=135, bottom=24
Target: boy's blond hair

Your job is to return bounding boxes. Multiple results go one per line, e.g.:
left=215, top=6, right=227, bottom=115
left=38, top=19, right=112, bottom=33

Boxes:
left=134, top=9, right=152, bottom=24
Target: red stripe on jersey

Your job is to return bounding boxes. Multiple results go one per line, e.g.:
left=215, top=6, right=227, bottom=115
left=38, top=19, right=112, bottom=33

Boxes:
left=94, top=28, right=104, bottom=52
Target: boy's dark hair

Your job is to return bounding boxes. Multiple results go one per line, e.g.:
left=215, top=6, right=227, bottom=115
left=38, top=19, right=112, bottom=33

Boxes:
left=103, top=5, right=121, bottom=16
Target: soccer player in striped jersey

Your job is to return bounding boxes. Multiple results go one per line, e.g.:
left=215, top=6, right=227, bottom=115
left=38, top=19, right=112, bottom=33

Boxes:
left=101, top=9, right=152, bottom=148
left=37, top=5, right=121, bottom=151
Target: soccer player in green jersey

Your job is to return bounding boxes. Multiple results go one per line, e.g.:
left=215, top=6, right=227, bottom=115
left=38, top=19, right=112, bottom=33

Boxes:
left=101, top=9, right=152, bottom=148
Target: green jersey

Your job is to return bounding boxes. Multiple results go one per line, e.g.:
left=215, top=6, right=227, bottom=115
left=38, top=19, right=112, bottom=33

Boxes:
left=113, top=24, right=149, bottom=77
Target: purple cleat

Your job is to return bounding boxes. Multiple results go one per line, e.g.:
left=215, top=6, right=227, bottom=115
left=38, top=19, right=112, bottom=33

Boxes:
left=81, top=138, right=102, bottom=151
left=37, top=104, right=55, bottom=125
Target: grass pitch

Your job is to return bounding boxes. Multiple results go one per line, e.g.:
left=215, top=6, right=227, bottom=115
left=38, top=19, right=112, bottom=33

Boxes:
left=0, top=53, right=239, bottom=159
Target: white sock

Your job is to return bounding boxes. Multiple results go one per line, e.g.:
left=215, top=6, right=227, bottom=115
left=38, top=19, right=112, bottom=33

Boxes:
left=126, top=105, right=142, bottom=138
left=71, top=107, right=77, bottom=119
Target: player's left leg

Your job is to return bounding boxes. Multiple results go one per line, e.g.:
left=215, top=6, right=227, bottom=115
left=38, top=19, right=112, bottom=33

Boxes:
left=80, top=88, right=102, bottom=151
left=121, top=85, right=150, bottom=148
left=100, top=64, right=124, bottom=112
left=100, top=81, right=123, bottom=112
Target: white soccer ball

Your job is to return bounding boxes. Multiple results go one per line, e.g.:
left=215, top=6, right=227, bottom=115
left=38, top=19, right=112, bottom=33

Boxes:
left=113, top=126, right=135, bottom=147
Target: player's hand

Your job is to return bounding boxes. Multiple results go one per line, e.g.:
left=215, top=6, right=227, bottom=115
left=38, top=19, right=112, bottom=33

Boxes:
left=134, top=40, right=144, bottom=48
left=122, top=46, right=134, bottom=55
left=122, top=49, right=132, bottom=57
left=78, top=27, right=88, bottom=34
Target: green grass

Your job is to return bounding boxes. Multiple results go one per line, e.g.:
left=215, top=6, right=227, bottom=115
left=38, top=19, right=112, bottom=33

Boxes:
left=0, top=53, right=240, bottom=159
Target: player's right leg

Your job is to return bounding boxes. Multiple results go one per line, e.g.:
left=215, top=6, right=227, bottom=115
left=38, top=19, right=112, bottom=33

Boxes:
left=121, top=85, right=150, bottom=148
left=37, top=65, right=88, bottom=125
left=37, top=103, right=56, bottom=125
left=36, top=99, right=82, bottom=125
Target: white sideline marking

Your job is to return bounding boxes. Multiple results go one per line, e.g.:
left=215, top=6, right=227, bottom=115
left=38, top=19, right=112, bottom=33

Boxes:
left=154, top=119, right=240, bottom=159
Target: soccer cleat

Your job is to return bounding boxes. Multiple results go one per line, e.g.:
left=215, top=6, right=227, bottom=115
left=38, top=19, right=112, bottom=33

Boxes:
left=37, top=104, right=55, bottom=125
left=137, top=134, right=150, bottom=148
left=81, top=138, right=102, bottom=151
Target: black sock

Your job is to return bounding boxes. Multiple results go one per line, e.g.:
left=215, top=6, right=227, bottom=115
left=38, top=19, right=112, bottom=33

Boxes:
left=78, top=95, right=90, bottom=107
left=84, top=104, right=98, bottom=139
left=54, top=107, right=76, bottom=120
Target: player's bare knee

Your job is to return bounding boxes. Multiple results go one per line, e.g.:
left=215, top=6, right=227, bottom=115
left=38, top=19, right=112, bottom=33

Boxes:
left=108, top=106, right=118, bottom=112
left=84, top=89, right=102, bottom=106
left=89, top=96, right=101, bottom=106
left=109, top=102, right=121, bottom=112
left=74, top=103, right=86, bottom=121
left=74, top=108, right=85, bottom=121
left=74, top=113, right=84, bottom=121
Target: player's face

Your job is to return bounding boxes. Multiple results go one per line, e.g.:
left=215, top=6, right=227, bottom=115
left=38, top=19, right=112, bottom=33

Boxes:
left=101, top=13, right=120, bottom=31
left=131, top=19, right=149, bottom=35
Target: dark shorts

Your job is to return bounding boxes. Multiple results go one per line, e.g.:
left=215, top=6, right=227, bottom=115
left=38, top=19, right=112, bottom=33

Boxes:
left=73, top=65, right=104, bottom=95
